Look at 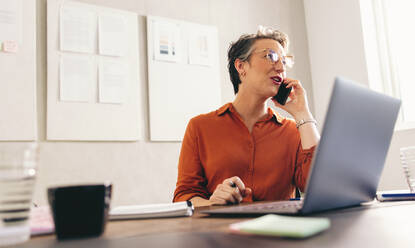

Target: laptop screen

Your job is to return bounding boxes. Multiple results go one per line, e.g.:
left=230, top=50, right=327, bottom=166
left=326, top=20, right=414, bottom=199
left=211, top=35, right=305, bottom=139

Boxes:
left=301, top=77, right=401, bottom=214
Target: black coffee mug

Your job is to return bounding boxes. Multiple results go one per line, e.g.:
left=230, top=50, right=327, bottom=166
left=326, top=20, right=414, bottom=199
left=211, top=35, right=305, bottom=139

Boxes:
left=47, top=183, right=112, bottom=240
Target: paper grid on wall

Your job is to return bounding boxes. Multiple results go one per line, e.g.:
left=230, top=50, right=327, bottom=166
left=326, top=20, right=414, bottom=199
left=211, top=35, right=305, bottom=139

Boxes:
left=47, top=0, right=143, bottom=141
left=147, top=16, right=221, bottom=141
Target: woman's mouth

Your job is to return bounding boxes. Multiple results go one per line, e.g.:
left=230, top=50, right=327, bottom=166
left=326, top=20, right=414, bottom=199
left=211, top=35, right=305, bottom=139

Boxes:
left=271, top=76, right=282, bottom=85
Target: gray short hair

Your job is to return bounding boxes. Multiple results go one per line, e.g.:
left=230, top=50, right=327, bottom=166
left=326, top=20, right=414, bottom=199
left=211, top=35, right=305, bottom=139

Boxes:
left=227, top=26, right=289, bottom=94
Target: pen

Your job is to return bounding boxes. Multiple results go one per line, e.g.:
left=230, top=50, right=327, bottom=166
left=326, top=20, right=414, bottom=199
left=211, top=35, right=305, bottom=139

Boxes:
left=380, top=193, right=415, bottom=198
left=376, top=192, right=415, bottom=202
left=289, top=197, right=301, bottom=201
left=186, top=200, right=194, bottom=213
left=230, top=181, right=244, bottom=203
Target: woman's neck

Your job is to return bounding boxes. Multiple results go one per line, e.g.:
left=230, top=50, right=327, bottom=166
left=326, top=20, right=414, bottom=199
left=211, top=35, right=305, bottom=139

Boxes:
left=232, top=90, right=268, bottom=124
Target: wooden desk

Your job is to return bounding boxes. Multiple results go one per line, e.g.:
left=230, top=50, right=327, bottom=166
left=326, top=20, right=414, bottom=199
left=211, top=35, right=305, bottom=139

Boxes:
left=12, top=201, right=415, bottom=248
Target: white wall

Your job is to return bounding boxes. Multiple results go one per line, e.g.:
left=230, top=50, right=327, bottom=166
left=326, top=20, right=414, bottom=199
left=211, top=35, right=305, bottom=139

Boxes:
left=31, top=0, right=314, bottom=206
left=303, top=0, right=369, bottom=124
left=303, top=0, right=412, bottom=190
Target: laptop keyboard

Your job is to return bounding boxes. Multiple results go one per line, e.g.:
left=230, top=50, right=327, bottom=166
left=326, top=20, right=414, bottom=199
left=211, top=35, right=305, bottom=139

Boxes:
left=236, top=200, right=303, bottom=211
left=204, top=200, right=304, bottom=214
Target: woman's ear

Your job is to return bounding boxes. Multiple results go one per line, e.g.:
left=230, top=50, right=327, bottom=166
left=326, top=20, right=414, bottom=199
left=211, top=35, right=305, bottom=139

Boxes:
left=234, top=59, right=247, bottom=77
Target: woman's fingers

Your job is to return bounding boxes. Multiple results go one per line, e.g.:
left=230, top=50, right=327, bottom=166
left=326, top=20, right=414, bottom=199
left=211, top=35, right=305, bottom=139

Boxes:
left=210, top=189, right=238, bottom=205
left=219, top=183, right=242, bottom=203
left=244, top=187, right=253, bottom=196
left=217, top=187, right=240, bottom=203
left=224, top=176, right=246, bottom=196
left=284, top=78, right=300, bottom=88
left=210, top=176, right=248, bottom=205
left=273, top=78, right=311, bottom=117
left=284, top=78, right=305, bottom=95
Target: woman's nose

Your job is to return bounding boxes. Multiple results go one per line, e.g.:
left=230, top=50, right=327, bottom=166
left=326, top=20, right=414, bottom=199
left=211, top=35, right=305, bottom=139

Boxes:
left=273, top=59, right=285, bottom=72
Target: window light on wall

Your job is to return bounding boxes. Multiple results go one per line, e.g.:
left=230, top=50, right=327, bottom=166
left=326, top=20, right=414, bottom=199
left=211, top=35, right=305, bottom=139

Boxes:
left=361, top=0, right=415, bottom=130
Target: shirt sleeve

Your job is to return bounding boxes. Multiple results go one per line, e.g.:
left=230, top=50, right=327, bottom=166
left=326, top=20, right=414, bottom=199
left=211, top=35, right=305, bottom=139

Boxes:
left=173, top=118, right=210, bottom=202
left=293, top=143, right=316, bottom=192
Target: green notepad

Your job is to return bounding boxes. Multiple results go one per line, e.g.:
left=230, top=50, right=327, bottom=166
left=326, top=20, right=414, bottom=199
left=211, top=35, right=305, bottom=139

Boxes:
left=229, top=214, right=330, bottom=238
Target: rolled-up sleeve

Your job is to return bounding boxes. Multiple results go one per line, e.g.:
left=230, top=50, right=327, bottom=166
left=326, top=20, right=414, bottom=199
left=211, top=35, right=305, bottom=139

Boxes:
left=173, top=119, right=209, bottom=202
left=293, top=143, right=316, bottom=192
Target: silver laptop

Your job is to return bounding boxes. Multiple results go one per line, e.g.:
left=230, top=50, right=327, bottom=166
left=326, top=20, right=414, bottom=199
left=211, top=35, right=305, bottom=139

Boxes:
left=202, top=77, right=401, bottom=216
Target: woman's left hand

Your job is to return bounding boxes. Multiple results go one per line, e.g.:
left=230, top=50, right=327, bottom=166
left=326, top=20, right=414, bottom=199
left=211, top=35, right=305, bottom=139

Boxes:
left=272, top=78, right=311, bottom=120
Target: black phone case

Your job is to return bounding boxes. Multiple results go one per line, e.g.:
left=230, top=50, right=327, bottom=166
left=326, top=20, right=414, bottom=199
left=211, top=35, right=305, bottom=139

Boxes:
left=273, top=83, right=292, bottom=105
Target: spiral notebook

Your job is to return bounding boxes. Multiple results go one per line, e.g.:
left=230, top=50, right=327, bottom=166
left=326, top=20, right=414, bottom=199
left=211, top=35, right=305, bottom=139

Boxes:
left=109, top=201, right=194, bottom=220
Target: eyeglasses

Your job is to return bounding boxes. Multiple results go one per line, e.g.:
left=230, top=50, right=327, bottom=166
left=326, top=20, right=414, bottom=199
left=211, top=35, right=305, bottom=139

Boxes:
left=252, top=49, right=294, bottom=68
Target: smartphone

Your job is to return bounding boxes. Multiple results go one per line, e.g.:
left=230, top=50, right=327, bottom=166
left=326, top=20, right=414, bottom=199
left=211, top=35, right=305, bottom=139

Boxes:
left=273, top=82, right=292, bottom=105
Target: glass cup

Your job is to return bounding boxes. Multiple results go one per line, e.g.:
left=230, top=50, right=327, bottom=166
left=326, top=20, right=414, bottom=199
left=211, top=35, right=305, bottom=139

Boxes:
left=0, top=143, right=38, bottom=247
left=400, top=146, right=415, bottom=193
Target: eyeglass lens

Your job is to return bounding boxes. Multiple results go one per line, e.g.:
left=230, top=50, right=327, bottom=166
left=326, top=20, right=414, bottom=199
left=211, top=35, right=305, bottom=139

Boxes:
left=267, top=50, right=283, bottom=64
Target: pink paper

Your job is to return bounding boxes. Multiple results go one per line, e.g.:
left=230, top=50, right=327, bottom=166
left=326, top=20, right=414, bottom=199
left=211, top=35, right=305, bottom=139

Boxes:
left=29, top=206, right=55, bottom=236
left=3, top=40, right=19, bottom=53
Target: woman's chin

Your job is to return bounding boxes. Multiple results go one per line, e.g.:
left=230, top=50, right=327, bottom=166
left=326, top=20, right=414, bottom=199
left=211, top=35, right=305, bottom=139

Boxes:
left=270, top=87, right=279, bottom=97
left=266, top=92, right=277, bottom=100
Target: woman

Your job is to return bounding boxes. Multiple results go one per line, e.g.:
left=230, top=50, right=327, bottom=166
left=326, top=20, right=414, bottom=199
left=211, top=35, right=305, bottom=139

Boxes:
left=173, top=26, right=320, bottom=207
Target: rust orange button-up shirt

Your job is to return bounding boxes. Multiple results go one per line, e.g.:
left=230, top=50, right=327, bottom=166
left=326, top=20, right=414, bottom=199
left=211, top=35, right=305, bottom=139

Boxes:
left=173, top=103, right=316, bottom=203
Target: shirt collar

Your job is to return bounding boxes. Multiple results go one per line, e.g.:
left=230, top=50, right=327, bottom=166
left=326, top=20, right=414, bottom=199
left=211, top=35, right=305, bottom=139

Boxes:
left=216, top=103, right=284, bottom=125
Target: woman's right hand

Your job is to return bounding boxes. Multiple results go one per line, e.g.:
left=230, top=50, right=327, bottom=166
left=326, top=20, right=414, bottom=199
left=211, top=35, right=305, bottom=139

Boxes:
left=209, top=176, right=252, bottom=205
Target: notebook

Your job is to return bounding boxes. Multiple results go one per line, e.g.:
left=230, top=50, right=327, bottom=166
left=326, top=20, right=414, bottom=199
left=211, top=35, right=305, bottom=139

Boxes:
left=109, top=201, right=193, bottom=220
left=202, top=77, right=401, bottom=216
left=229, top=214, right=330, bottom=238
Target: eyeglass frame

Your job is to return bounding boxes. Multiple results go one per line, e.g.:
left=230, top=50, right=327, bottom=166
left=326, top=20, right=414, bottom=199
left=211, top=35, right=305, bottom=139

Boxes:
left=250, top=48, right=294, bottom=68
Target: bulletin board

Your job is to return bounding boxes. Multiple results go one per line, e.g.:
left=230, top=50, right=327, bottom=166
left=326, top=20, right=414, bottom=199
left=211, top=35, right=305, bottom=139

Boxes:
left=47, top=0, right=142, bottom=141
left=0, top=0, right=37, bottom=141
left=147, top=16, right=221, bottom=141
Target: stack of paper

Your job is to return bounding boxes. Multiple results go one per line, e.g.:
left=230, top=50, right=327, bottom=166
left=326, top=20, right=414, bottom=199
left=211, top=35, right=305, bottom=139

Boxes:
left=109, top=201, right=193, bottom=220
left=30, top=206, right=55, bottom=236
left=229, top=214, right=330, bottom=238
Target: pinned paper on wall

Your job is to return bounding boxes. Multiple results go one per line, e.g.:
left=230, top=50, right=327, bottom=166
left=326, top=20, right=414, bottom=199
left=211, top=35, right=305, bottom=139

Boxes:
left=60, top=55, right=93, bottom=102
left=153, top=21, right=181, bottom=62
left=188, top=31, right=212, bottom=66
left=60, top=5, right=96, bottom=53
left=0, top=0, right=22, bottom=44
left=98, top=13, right=127, bottom=56
left=98, top=59, right=127, bottom=104
left=2, top=40, right=18, bottom=53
